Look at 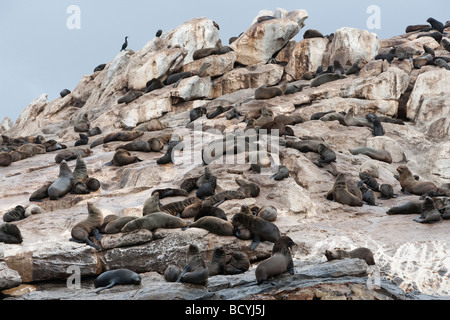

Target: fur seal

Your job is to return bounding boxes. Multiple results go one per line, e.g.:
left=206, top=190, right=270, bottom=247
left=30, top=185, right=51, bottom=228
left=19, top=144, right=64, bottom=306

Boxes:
left=319, top=112, right=347, bottom=126
left=0, top=223, right=23, bottom=244
left=359, top=172, right=380, bottom=191
left=413, top=197, right=442, bottom=224
left=121, top=212, right=187, bottom=232
left=316, top=144, right=336, bottom=167
left=94, top=64, right=106, bottom=72
left=344, top=108, right=373, bottom=128
left=326, top=173, right=364, bottom=207
left=94, top=269, right=141, bottom=293
left=71, top=156, right=90, bottom=195
left=193, top=40, right=222, bottom=60
left=189, top=107, right=207, bottom=122
left=55, top=148, right=92, bottom=163
left=99, top=215, right=119, bottom=233
left=184, top=216, right=235, bottom=236
left=108, top=149, right=142, bottom=167
left=2, top=205, right=26, bottom=223
left=255, top=236, right=296, bottom=284
left=375, top=47, right=396, bottom=64
left=224, top=251, right=250, bottom=275
left=117, top=90, right=143, bottom=104
left=285, top=139, right=322, bottom=153
left=164, top=265, right=182, bottom=282
left=396, top=165, right=438, bottom=195
left=255, top=83, right=288, bottom=100
left=366, top=113, right=384, bottom=136
left=180, top=177, right=200, bottom=193
left=0, top=152, right=12, bottom=167
left=303, top=29, right=324, bottom=39
left=405, top=25, right=430, bottom=33
left=194, top=205, right=227, bottom=222
left=196, top=168, right=217, bottom=199
left=151, top=188, right=188, bottom=199
left=325, top=247, right=375, bottom=265
left=442, top=38, right=450, bottom=53
left=87, top=127, right=101, bottom=137
left=207, top=246, right=227, bottom=276
left=387, top=200, right=423, bottom=215
left=145, top=78, right=164, bottom=93
left=379, top=184, right=397, bottom=200
left=160, top=197, right=201, bottom=216
left=103, top=216, right=137, bottom=234
left=70, top=202, right=104, bottom=250
left=236, top=178, right=260, bottom=198
left=232, top=212, right=280, bottom=250
left=349, top=147, right=392, bottom=164
left=156, top=141, right=183, bottom=165
left=257, top=206, right=277, bottom=222
left=166, top=63, right=211, bottom=86
left=74, top=134, right=89, bottom=147
left=345, top=58, right=367, bottom=76
left=103, top=131, right=145, bottom=144
left=417, top=31, right=442, bottom=43
left=427, top=17, right=445, bottom=33
left=435, top=58, right=450, bottom=70
left=201, top=190, right=246, bottom=207
left=29, top=181, right=53, bottom=202
left=226, top=107, right=242, bottom=120
left=116, top=140, right=151, bottom=153
left=311, top=73, right=345, bottom=87
left=271, top=165, right=289, bottom=181
left=253, top=106, right=274, bottom=127
left=176, top=244, right=209, bottom=285
left=74, top=113, right=90, bottom=133
left=357, top=182, right=377, bottom=206
left=85, top=177, right=101, bottom=192
left=60, top=89, right=71, bottom=98
left=206, top=105, right=233, bottom=119
left=48, top=160, right=74, bottom=200
left=181, top=202, right=202, bottom=219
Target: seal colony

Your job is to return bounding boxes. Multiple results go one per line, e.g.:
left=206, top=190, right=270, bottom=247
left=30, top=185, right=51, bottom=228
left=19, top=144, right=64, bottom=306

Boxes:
left=0, top=10, right=449, bottom=299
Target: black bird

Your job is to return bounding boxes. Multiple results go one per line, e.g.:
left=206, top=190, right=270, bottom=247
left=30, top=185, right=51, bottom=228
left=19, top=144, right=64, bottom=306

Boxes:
left=121, top=36, right=128, bottom=51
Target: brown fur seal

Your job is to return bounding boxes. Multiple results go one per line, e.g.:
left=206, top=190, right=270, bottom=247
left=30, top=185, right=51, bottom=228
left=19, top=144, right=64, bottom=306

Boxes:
left=379, top=184, right=397, bottom=200
left=181, top=202, right=203, bottom=219
left=253, top=106, right=274, bottom=127
left=319, top=112, right=347, bottom=126
left=396, top=165, right=438, bottom=196
left=108, top=149, right=143, bottom=167
left=311, top=73, right=345, bottom=87
left=2, top=205, right=26, bottom=222
left=180, top=177, right=200, bottom=193
left=183, top=216, right=235, bottom=236
left=29, top=181, right=53, bottom=202
left=0, top=223, right=23, bottom=244
left=16, top=144, right=46, bottom=159
left=156, top=141, right=183, bottom=165
left=116, top=141, right=152, bottom=153
left=201, top=190, right=246, bottom=207
left=303, top=29, right=324, bottom=39
left=167, top=63, right=211, bottom=87
left=94, top=269, right=141, bottom=293
left=176, top=244, right=209, bottom=285
left=48, top=160, right=74, bottom=200
left=87, top=127, right=102, bottom=137
left=193, top=40, right=222, bottom=60
left=344, top=108, right=373, bottom=128
left=358, top=182, right=377, bottom=206
left=285, top=139, right=322, bottom=153
left=189, top=106, right=208, bottom=123
left=325, top=247, right=375, bottom=265
left=386, top=200, right=423, bottom=215
left=271, top=165, right=289, bottom=181
left=255, top=83, right=288, bottom=100
left=194, top=206, right=227, bottom=222
left=316, top=144, right=336, bottom=167
left=121, top=212, right=187, bottom=232
left=145, top=78, right=164, bottom=93
left=160, top=197, right=201, bottom=216
left=413, top=196, right=442, bottom=224
left=142, top=193, right=161, bottom=216
left=74, top=113, right=90, bottom=133
left=326, top=173, right=364, bottom=207
left=74, top=133, right=89, bottom=147
left=71, top=155, right=90, bottom=195
left=236, top=178, right=260, bottom=198
left=55, top=148, right=92, bottom=163
left=104, top=131, right=145, bottom=144
left=0, top=152, right=12, bottom=167
left=232, top=212, right=280, bottom=250
left=164, top=265, right=182, bottom=282
left=359, top=172, right=380, bottom=191
left=255, top=236, right=296, bottom=284
left=85, top=177, right=101, bottom=192
left=70, top=202, right=104, bottom=250
left=207, top=246, right=227, bottom=276
left=103, top=216, right=137, bottom=234
left=151, top=188, right=188, bottom=199
left=366, top=113, right=384, bottom=136
left=224, top=252, right=250, bottom=275
left=99, top=215, right=119, bottom=233
left=117, top=90, right=143, bottom=104
left=196, top=168, right=217, bottom=199
left=405, top=24, right=430, bottom=33
left=349, top=147, right=392, bottom=164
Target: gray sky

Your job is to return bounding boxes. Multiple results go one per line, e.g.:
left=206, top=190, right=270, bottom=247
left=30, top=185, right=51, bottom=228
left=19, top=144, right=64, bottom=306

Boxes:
left=1, top=0, right=449, bottom=124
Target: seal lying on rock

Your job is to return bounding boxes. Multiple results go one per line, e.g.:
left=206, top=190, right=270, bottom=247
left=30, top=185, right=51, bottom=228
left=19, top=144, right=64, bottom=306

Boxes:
left=0, top=223, right=23, bottom=244
left=94, top=269, right=141, bottom=293
left=396, top=165, right=438, bottom=196
left=232, top=212, right=280, bottom=250
left=325, top=247, right=375, bottom=265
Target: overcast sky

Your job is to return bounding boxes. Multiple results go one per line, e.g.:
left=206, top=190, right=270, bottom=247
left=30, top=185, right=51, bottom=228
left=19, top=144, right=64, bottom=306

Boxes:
left=1, top=0, right=449, bottom=124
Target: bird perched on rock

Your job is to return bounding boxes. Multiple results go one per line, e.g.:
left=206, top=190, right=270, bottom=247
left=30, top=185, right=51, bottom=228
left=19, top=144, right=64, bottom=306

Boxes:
left=121, top=36, right=128, bottom=51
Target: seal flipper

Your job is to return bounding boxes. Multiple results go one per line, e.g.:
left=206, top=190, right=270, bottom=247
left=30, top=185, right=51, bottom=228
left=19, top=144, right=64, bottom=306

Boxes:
left=95, top=281, right=116, bottom=293
left=103, top=161, right=113, bottom=167
left=92, top=228, right=103, bottom=241
left=250, top=235, right=260, bottom=250
left=176, top=265, right=191, bottom=283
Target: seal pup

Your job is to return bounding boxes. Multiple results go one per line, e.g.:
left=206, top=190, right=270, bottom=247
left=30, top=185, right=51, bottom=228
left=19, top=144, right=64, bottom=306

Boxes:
left=0, top=152, right=12, bottom=167
left=2, top=205, right=26, bottom=223
left=375, top=47, right=396, bottom=64
left=359, top=172, right=380, bottom=192
left=435, top=58, right=450, bottom=70
left=121, top=36, right=128, bottom=51
left=177, top=244, right=209, bottom=285
left=379, top=184, right=397, bottom=199
left=156, top=141, right=183, bottom=165
left=200, top=190, right=246, bottom=208
left=413, top=197, right=442, bottom=224
left=121, top=212, right=188, bottom=232
left=189, top=106, right=207, bottom=123
left=164, top=265, right=182, bottom=282
left=160, top=197, right=201, bottom=217
left=357, top=182, right=377, bottom=206
left=316, top=144, right=336, bottom=167
left=94, top=269, right=141, bottom=293
left=117, top=90, right=143, bottom=104
left=257, top=206, right=278, bottom=222
left=386, top=200, right=423, bottom=215
left=196, top=167, right=217, bottom=199
left=103, top=216, right=137, bottom=234
left=207, top=246, right=227, bottom=277
left=180, top=177, right=200, bottom=193
left=325, top=247, right=375, bottom=265
left=70, top=202, right=104, bottom=250
left=93, top=64, right=106, bottom=72
left=232, top=212, right=280, bottom=250
left=396, top=165, right=438, bottom=195
left=108, top=149, right=143, bottom=167
left=326, top=173, right=364, bottom=207
left=55, top=148, right=92, bottom=163
left=183, top=216, right=235, bottom=236
left=271, top=165, right=289, bottom=181
left=48, top=160, right=74, bottom=200
left=442, top=38, right=450, bottom=53
left=224, top=252, right=250, bottom=275
left=405, top=25, right=431, bottom=33
left=206, top=105, right=233, bottom=119
left=0, top=223, right=23, bottom=244
left=71, top=155, right=91, bottom=195
left=360, top=160, right=380, bottom=178
left=29, top=181, right=53, bottom=202
left=255, top=236, right=296, bottom=284
left=194, top=205, right=227, bottom=222
left=74, top=134, right=89, bottom=147
left=253, top=106, right=274, bottom=127
left=192, top=40, right=222, bottom=60
left=166, top=62, right=211, bottom=87
left=151, top=188, right=188, bottom=199
left=236, top=178, right=260, bottom=198
left=145, top=78, right=164, bottom=93
left=74, top=113, right=90, bottom=133
left=345, top=58, right=367, bottom=76
left=349, top=147, right=392, bottom=164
